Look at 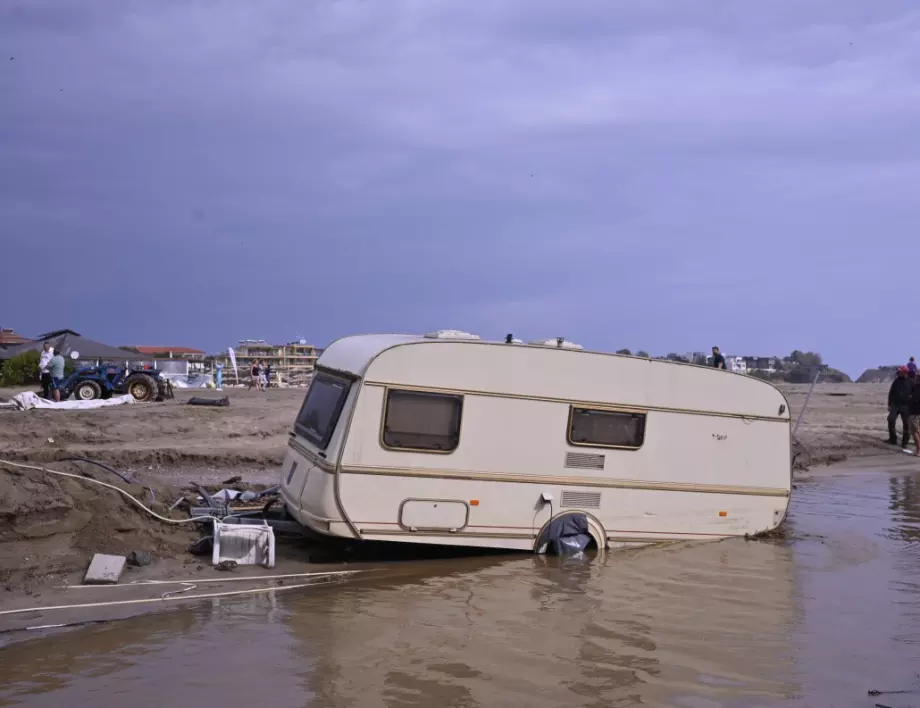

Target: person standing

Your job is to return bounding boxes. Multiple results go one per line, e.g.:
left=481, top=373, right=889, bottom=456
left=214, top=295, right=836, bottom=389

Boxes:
left=215, top=362, right=224, bottom=391
left=908, top=374, right=920, bottom=455
left=909, top=356, right=917, bottom=377
left=264, top=362, right=272, bottom=389
left=38, top=341, right=54, bottom=399
left=887, top=366, right=912, bottom=447
left=48, top=350, right=66, bottom=402
left=711, top=346, right=727, bottom=370
left=249, top=360, right=260, bottom=391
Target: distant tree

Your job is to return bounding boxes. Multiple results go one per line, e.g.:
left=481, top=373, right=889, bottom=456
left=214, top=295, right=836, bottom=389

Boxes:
left=616, top=348, right=632, bottom=356
left=787, top=350, right=823, bottom=367
left=636, top=350, right=650, bottom=358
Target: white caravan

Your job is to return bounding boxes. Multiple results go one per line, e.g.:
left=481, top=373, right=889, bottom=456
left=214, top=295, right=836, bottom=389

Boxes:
left=280, top=332, right=792, bottom=552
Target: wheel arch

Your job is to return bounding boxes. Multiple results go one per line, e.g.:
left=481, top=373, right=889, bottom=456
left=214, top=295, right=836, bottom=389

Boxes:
left=533, top=510, right=608, bottom=554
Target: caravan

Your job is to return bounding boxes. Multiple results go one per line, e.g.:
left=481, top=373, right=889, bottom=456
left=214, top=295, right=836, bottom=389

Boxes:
left=279, top=331, right=792, bottom=552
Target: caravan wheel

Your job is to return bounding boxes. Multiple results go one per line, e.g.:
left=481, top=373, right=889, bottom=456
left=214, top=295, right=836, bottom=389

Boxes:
left=533, top=511, right=607, bottom=556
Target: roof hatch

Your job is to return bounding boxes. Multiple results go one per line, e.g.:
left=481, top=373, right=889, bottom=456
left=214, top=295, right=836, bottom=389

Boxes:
left=423, top=330, right=481, bottom=341
left=528, top=337, right=584, bottom=350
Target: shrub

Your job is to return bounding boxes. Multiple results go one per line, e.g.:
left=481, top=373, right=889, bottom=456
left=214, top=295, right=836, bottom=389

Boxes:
left=0, top=351, right=41, bottom=387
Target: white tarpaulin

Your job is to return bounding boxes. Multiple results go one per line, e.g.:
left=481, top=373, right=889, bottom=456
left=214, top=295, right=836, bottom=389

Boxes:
left=11, top=392, right=136, bottom=411
left=168, top=374, right=214, bottom=389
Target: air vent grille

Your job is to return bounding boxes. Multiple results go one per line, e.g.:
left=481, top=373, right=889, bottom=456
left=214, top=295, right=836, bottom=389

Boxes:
left=564, top=452, right=605, bottom=470
left=561, top=490, right=602, bottom=509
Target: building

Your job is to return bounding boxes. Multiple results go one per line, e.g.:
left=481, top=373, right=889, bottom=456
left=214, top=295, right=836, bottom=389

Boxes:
left=124, top=346, right=207, bottom=376
left=0, top=329, right=146, bottom=367
left=726, top=356, right=747, bottom=374
left=231, top=339, right=319, bottom=384
left=0, top=327, right=31, bottom=348
left=129, top=346, right=206, bottom=360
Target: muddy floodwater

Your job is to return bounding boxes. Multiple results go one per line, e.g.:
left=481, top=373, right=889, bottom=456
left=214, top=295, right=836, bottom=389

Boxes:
left=2, top=462, right=920, bottom=707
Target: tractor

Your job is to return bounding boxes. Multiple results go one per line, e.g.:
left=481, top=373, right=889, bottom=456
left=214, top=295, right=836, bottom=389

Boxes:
left=54, top=363, right=174, bottom=403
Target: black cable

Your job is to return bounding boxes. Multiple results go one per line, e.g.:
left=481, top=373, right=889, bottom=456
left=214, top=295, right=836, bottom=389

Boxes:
left=59, top=456, right=132, bottom=484
left=59, top=456, right=155, bottom=503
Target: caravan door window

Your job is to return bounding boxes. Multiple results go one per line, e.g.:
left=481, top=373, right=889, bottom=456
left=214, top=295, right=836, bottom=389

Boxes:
left=382, top=389, right=463, bottom=452
left=295, top=371, right=352, bottom=449
left=568, top=407, right=646, bottom=449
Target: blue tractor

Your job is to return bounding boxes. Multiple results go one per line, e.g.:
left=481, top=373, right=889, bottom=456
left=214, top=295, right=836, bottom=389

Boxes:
left=56, top=364, right=174, bottom=403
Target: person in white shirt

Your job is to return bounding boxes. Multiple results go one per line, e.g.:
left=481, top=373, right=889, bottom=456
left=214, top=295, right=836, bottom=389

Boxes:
left=38, top=341, right=54, bottom=399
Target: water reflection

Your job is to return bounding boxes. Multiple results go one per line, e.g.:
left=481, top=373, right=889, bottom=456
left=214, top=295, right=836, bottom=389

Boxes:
left=889, top=474, right=920, bottom=542
left=279, top=540, right=798, bottom=707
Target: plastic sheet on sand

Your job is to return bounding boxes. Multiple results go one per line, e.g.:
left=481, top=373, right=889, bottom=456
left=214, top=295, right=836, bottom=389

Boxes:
left=10, top=392, right=136, bottom=411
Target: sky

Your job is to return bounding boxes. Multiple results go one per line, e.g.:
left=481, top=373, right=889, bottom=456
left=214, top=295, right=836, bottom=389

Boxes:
left=1, top=1, right=918, bottom=377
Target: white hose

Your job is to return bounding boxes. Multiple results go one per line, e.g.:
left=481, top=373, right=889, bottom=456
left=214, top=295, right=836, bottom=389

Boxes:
left=0, top=459, right=365, bottom=622
left=63, top=570, right=364, bottom=589
left=0, top=458, right=205, bottom=525
left=0, top=577, right=346, bottom=618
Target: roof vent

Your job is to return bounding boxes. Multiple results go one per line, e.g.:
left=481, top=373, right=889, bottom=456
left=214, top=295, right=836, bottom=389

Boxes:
left=423, top=330, right=481, bottom=340
left=528, top=337, right=584, bottom=350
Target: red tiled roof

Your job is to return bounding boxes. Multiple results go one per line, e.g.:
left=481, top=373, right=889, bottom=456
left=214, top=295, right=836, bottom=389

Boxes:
left=0, top=329, right=31, bottom=346
left=132, top=346, right=205, bottom=355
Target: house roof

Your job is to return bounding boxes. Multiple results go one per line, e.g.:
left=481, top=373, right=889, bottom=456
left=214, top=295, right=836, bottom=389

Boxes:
left=35, top=329, right=81, bottom=339
left=0, top=332, right=145, bottom=361
left=131, top=346, right=205, bottom=356
left=0, top=328, right=31, bottom=346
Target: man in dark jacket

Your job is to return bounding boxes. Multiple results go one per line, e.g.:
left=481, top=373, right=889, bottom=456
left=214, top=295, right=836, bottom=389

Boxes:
left=888, top=366, right=912, bottom=446
left=908, top=373, right=920, bottom=454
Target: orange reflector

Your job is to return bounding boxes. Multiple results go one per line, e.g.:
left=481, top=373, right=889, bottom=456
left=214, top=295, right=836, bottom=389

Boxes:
left=470, top=500, right=480, bottom=506
left=719, top=511, right=727, bottom=517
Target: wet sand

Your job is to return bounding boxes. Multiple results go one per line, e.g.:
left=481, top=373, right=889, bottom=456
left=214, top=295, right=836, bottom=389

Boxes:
left=2, top=458, right=919, bottom=707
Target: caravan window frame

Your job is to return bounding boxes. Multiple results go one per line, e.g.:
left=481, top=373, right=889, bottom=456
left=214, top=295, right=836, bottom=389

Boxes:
left=567, top=405, right=647, bottom=450
left=380, top=388, right=464, bottom=454
left=294, top=369, right=354, bottom=450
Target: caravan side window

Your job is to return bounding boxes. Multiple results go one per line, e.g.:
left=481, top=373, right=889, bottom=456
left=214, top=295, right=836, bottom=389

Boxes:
left=382, top=389, right=463, bottom=452
left=568, top=407, right=646, bottom=449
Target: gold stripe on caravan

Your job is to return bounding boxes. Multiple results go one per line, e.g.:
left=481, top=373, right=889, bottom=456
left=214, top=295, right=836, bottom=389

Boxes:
left=356, top=529, right=533, bottom=540
left=361, top=381, right=788, bottom=423
left=341, top=464, right=790, bottom=498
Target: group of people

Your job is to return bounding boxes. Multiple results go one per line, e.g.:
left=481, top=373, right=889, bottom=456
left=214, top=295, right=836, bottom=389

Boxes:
left=38, top=341, right=66, bottom=401
left=887, top=356, right=920, bottom=453
left=248, top=359, right=272, bottom=391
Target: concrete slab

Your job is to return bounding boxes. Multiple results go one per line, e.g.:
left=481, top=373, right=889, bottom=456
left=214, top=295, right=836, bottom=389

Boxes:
left=84, top=554, right=126, bottom=585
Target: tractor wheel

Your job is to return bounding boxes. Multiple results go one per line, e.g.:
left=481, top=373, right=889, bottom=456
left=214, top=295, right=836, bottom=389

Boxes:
left=125, top=374, right=158, bottom=402
left=73, top=380, right=102, bottom=401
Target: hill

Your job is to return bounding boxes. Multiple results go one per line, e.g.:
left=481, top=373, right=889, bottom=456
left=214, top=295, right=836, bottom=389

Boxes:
left=856, top=366, right=898, bottom=384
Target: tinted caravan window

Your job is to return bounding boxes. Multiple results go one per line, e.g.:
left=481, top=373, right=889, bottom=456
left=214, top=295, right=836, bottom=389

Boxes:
left=294, top=371, right=352, bottom=449
left=568, top=407, right=646, bottom=449
left=382, top=389, right=463, bottom=452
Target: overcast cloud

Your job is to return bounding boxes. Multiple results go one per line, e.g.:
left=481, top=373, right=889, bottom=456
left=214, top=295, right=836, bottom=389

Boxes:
left=1, top=0, right=918, bottom=375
